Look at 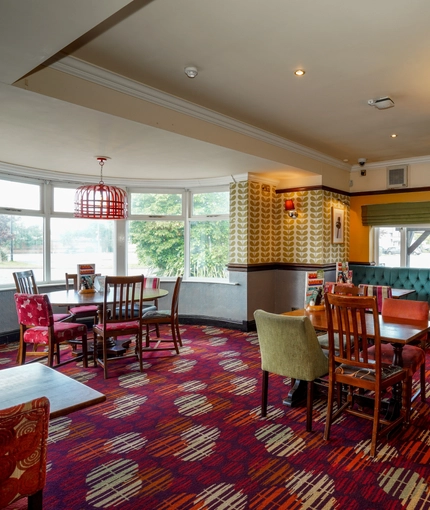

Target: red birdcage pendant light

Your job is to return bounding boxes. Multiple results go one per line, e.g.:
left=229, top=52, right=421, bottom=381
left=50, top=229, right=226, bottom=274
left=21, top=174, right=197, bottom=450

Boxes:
left=74, top=157, right=128, bottom=219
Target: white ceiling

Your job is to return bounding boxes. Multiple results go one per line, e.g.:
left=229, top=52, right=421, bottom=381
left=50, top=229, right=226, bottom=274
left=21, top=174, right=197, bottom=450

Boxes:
left=1, top=0, right=430, bottom=186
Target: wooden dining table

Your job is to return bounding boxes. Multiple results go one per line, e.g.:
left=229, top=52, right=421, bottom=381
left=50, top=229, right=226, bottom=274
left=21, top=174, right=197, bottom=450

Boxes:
left=0, top=363, right=106, bottom=419
left=45, top=287, right=169, bottom=324
left=284, top=307, right=430, bottom=367
left=391, top=288, right=417, bottom=299
left=45, top=287, right=169, bottom=356
left=282, top=307, right=430, bottom=417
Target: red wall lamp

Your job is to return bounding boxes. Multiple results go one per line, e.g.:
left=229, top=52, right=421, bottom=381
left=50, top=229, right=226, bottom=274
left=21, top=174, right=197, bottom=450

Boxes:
left=285, top=199, right=298, bottom=219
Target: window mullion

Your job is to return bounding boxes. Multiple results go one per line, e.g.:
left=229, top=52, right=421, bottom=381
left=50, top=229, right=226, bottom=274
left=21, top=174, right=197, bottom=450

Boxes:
left=184, top=191, right=191, bottom=279
left=44, top=182, right=51, bottom=283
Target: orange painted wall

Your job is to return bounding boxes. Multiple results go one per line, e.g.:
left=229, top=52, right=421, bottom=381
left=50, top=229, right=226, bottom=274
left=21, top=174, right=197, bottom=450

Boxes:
left=349, top=190, right=430, bottom=262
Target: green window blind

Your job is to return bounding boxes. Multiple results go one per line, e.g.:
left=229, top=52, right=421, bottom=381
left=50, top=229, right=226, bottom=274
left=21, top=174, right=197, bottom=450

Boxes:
left=362, top=201, right=430, bottom=226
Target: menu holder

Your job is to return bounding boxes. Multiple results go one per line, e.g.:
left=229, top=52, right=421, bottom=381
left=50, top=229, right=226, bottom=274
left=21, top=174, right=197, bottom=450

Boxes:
left=78, top=274, right=96, bottom=294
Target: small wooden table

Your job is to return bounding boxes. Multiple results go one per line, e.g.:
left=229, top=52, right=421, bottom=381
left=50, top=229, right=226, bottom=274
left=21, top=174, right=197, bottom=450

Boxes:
left=391, top=288, right=417, bottom=299
left=0, top=364, right=106, bottom=418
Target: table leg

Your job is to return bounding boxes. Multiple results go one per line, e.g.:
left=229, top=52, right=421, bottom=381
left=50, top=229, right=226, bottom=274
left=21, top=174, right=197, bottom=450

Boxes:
left=384, top=343, right=404, bottom=421
left=283, top=379, right=308, bottom=407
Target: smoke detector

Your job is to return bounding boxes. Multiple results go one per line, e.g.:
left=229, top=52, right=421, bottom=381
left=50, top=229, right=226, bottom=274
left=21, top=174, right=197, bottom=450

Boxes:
left=368, top=97, right=395, bottom=110
left=184, top=66, right=198, bottom=78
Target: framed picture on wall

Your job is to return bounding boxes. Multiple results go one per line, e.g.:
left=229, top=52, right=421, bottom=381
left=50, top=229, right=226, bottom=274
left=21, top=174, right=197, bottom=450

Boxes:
left=332, top=207, right=344, bottom=244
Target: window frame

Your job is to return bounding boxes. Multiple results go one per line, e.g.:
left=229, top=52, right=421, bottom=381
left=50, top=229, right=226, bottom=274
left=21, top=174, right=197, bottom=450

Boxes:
left=0, top=174, right=230, bottom=288
left=374, top=225, right=430, bottom=267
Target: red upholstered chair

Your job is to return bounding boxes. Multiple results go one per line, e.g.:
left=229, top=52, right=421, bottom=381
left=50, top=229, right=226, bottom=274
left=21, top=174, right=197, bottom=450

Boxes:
left=13, top=270, right=71, bottom=322
left=0, top=397, right=50, bottom=510
left=358, top=284, right=392, bottom=313
left=14, top=293, right=89, bottom=368
left=368, top=298, right=428, bottom=422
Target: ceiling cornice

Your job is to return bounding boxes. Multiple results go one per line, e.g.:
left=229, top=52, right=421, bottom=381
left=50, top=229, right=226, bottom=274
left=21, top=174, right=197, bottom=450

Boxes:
left=0, top=161, right=242, bottom=189
left=47, top=55, right=350, bottom=172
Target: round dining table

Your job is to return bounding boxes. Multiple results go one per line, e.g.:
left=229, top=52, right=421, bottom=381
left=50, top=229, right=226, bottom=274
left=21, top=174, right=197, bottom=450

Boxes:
left=45, top=287, right=169, bottom=357
left=45, top=287, right=168, bottom=323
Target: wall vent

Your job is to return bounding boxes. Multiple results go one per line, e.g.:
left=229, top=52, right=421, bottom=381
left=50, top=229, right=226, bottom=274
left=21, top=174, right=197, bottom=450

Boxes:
left=387, top=165, right=408, bottom=189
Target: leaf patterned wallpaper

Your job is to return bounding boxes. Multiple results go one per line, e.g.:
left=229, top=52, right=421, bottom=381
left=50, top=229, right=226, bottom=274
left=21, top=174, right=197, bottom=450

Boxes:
left=229, top=180, right=349, bottom=265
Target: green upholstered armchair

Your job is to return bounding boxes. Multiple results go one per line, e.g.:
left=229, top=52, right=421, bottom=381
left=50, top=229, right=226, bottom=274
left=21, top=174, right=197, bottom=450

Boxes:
left=254, top=310, right=329, bottom=432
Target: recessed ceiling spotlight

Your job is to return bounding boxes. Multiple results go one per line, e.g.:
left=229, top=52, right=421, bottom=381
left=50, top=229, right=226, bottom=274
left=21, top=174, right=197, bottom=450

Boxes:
left=184, top=66, right=198, bottom=78
left=343, top=159, right=349, bottom=162
left=294, top=69, right=305, bottom=76
left=391, top=133, right=397, bottom=138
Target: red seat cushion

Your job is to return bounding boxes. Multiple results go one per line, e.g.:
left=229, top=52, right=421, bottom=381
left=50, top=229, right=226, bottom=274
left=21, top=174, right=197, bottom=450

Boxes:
left=69, top=305, right=98, bottom=314
left=24, top=322, right=87, bottom=344
left=94, top=321, right=140, bottom=335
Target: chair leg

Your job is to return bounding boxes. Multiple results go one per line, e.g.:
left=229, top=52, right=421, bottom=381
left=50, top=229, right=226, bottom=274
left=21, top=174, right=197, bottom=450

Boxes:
left=261, top=370, right=269, bottom=417
left=404, top=377, right=412, bottom=424
left=145, top=324, right=151, bottom=347
left=103, top=336, right=109, bottom=379
left=323, top=376, right=335, bottom=441
left=370, top=392, right=381, bottom=458
left=48, top=343, right=55, bottom=367
left=19, top=339, right=26, bottom=365
left=28, top=488, right=43, bottom=510
left=420, top=363, right=426, bottom=402
left=170, top=322, right=180, bottom=354
left=306, top=381, right=314, bottom=432
left=81, top=333, right=88, bottom=368
left=93, top=333, right=98, bottom=367
left=134, top=332, right=143, bottom=372
left=175, top=319, right=182, bottom=347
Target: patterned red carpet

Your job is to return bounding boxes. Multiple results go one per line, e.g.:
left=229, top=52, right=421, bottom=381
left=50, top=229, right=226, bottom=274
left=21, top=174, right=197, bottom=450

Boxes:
left=1, top=325, right=430, bottom=509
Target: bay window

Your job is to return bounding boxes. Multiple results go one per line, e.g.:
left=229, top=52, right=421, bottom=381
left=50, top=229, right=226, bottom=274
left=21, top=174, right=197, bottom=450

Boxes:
left=0, top=175, right=229, bottom=287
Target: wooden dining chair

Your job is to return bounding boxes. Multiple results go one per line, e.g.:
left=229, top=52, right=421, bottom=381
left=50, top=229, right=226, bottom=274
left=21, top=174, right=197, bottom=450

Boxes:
left=368, top=298, right=428, bottom=423
left=0, top=397, right=50, bottom=510
left=13, top=270, right=71, bottom=322
left=324, top=293, right=407, bottom=457
left=14, top=293, right=89, bottom=368
left=65, top=272, right=99, bottom=324
left=254, top=309, right=329, bottom=432
left=93, top=275, right=145, bottom=379
left=141, top=276, right=182, bottom=355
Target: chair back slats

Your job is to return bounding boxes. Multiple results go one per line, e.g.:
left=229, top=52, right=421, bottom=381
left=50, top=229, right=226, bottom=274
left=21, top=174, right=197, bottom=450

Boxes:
left=65, top=273, right=78, bottom=291
left=105, top=275, right=144, bottom=323
left=13, top=270, right=39, bottom=294
left=326, top=293, right=380, bottom=371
